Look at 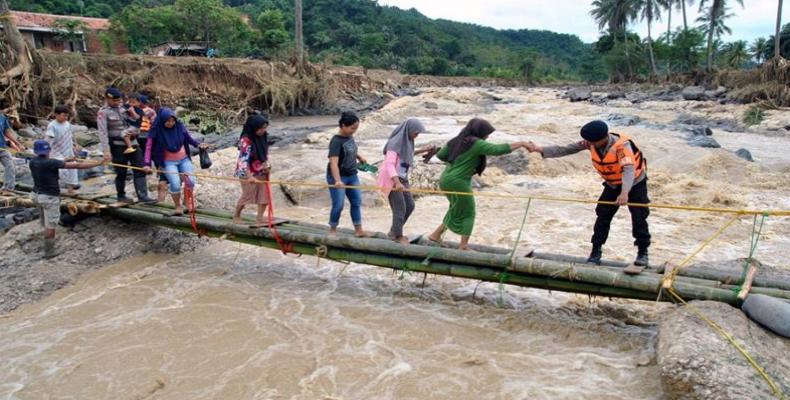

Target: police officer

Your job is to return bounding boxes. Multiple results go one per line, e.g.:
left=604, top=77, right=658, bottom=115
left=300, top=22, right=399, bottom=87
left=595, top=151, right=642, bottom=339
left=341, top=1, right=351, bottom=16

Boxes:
left=528, top=120, right=650, bottom=267
left=97, top=87, right=155, bottom=204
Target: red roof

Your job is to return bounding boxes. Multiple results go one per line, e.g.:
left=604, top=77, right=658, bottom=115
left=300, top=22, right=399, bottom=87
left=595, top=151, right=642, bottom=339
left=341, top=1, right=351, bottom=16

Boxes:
left=10, top=11, right=110, bottom=31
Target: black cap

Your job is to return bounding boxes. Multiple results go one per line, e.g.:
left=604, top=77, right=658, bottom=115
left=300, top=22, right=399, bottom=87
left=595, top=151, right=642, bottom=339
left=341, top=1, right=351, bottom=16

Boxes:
left=105, top=87, right=123, bottom=99
left=580, top=120, right=609, bottom=142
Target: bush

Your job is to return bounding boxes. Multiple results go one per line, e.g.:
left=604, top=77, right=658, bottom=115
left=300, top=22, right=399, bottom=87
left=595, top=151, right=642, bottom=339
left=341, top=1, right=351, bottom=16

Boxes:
left=743, top=106, right=765, bottom=126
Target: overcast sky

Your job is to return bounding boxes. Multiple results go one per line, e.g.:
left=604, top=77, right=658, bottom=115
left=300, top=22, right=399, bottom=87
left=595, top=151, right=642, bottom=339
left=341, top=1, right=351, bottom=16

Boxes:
left=378, top=0, right=787, bottom=44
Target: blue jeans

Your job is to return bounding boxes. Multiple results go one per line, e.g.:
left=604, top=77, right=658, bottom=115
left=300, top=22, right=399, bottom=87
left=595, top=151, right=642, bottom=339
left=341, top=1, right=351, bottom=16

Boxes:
left=163, top=157, right=195, bottom=193
left=327, top=174, right=362, bottom=228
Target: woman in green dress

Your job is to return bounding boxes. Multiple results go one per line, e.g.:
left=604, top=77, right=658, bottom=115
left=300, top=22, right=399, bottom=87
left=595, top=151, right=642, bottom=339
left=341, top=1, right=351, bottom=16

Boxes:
left=428, top=118, right=528, bottom=250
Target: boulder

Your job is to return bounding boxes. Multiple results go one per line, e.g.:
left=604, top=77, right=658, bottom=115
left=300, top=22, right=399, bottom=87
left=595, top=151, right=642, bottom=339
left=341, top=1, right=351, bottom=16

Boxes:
left=606, top=113, right=642, bottom=127
left=742, top=294, right=790, bottom=338
left=16, top=127, right=38, bottom=139
left=682, top=86, right=707, bottom=101
left=73, top=131, right=100, bottom=147
left=735, top=148, right=754, bottom=162
left=423, top=102, right=439, bottom=110
left=688, top=136, right=721, bottom=148
left=488, top=150, right=530, bottom=175
left=625, top=92, right=648, bottom=103
left=690, top=126, right=714, bottom=136
left=567, top=88, right=591, bottom=102
left=71, top=124, right=89, bottom=133
left=658, top=301, right=790, bottom=400
left=607, top=90, right=626, bottom=100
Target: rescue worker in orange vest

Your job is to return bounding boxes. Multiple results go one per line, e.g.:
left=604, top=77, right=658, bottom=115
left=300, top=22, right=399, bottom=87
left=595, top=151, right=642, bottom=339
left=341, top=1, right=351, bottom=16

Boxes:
left=527, top=120, right=650, bottom=267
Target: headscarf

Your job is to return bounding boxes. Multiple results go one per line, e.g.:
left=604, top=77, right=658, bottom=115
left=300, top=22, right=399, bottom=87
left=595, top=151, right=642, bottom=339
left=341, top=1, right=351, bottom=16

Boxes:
left=149, top=107, right=187, bottom=152
left=382, top=118, right=425, bottom=168
left=240, top=115, right=269, bottom=164
left=446, top=118, right=496, bottom=175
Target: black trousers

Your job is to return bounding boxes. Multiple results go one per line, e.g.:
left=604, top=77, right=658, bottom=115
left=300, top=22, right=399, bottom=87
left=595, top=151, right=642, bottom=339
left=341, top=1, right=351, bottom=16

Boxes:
left=110, top=143, right=146, bottom=196
left=592, top=179, right=651, bottom=249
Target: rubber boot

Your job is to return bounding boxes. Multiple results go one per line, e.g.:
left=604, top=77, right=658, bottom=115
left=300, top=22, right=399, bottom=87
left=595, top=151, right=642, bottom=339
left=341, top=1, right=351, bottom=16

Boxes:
left=115, top=178, right=132, bottom=203
left=43, top=238, right=59, bottom=259
left=634, top=247, right=649, bottom=267
left=587, top=245, right=603, bottom=265
left=134, top=176, right=157, bottom=204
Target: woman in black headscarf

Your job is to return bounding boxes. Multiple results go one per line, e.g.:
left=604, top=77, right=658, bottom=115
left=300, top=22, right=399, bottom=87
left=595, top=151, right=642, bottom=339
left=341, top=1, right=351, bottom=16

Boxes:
left=233, top=115, right=271, bottom=225
left=427, top=118, right=529, bottom=250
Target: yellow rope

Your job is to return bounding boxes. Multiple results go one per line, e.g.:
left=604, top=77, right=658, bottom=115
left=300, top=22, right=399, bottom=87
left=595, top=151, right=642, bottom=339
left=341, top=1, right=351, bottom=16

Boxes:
left=7, top=147, right=790, bottom=217
left=666, top=288, right=787, bottom=399
left=8, top=138, right=788, bottom=398
left=661, top=214, right=742, bottom=287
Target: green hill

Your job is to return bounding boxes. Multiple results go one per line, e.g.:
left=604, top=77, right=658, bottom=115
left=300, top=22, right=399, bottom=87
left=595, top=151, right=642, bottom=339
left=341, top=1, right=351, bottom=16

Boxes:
left=13, top=0, right=599, bottom=81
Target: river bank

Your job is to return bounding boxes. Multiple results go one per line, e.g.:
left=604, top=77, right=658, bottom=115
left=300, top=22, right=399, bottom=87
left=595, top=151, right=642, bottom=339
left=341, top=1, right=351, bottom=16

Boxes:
left=1, top=85, right=788, bottom=399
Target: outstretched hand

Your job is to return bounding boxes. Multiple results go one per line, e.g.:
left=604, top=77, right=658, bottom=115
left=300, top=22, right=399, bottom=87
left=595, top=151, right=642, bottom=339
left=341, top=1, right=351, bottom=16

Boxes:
left=524, top=141, right=542, bottom=153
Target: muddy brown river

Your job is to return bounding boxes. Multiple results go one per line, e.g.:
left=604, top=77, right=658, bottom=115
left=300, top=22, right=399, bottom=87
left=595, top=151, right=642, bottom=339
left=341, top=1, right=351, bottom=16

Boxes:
left=1, top=87, right=788, bottom=399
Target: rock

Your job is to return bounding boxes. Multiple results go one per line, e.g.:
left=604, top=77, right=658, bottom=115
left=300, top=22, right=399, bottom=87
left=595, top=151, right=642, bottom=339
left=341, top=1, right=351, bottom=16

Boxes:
left=675, top=114, right=742, bottom=133
left=17, top=127, right=38, bottom=139
left=488, top=150, right=530, bottom=175
left=590, top=96, right=607, bottom=105
left=682, top=86, right=707, bottom=101
left=567, top=88, right=591, bottom=102
left=606, top=113, right=642, bottom=127
left=690, top=126, right=714, bottom=136
left=71, top=124, right=89, bottom=133
left=423, top=102, right=439, bottom=110
left=73, top=131, right=99, bottom=147
left=742, top=294, right=790, bottom=338
left=658, top=301, right=790, bottom=400
left=625, top=92, right=648, bottom=103
left=735, top=148, right=754, bottom=162
left=688, top=136, right=721, bottom=148
left=175, top=106, right=188, bottom=117
left=36, top=119, right=49, bottom=128
left=607, top=90, right=626, bottom=99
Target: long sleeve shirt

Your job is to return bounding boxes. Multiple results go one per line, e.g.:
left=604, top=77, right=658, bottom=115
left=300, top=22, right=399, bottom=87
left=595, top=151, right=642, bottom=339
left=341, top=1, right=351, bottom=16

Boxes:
left=541, top=136, right=644, bottom=192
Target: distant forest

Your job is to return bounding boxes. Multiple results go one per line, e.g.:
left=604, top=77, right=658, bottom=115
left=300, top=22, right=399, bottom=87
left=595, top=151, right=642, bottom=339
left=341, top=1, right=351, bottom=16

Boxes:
left=13, top=0, right=787, bottom=82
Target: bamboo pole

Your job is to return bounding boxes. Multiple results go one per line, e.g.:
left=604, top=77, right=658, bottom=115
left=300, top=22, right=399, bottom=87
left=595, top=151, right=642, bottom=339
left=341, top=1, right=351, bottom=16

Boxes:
left=102, top=206, right=745, bottom=305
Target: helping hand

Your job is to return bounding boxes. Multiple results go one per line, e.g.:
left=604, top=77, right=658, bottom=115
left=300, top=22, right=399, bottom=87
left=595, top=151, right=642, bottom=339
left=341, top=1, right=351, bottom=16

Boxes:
left=616, top=192, right=629, bottom=206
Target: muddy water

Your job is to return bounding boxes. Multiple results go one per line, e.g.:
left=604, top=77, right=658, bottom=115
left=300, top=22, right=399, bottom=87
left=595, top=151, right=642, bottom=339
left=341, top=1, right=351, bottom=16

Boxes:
left=2, top=87, right=789, bottom=399
left=1, top=248, right=660, bottom=399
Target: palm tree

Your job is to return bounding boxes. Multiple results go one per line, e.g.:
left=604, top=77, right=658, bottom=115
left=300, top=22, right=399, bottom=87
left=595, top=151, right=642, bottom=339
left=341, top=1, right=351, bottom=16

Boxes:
left=776, top=0, right=784, bottom=59
left=698, top=0, right=743, bottom=71
left=639, top=0, right=662, bottom=76
left=724, top=40, right=749, bottom=68
left=681, top=0, right=695, bottom=30
left=591, top=0, right=640, bottom=76
left=750, top=37, right=769, bottom=63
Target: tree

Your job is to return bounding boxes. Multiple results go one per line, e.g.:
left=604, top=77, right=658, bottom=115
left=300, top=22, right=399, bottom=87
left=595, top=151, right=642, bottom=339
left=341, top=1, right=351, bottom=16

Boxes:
left=638, top=0, right=662, bottom=76
left=697, top=0, right=743, bottom=71
left=765, top=23, right=790, bottom=59
left=257, top=9, right=290, bottom=53
left=591, top=0, right=640, bottom=77
left=722, top=40, right=748, bottom=67
left=0, top=0, right=32, bottom=94
left=680, top=0, right=695, bottom=30
left=776, top=0, right=784, bottom=59
left=750, top=37, right=769, bottom=63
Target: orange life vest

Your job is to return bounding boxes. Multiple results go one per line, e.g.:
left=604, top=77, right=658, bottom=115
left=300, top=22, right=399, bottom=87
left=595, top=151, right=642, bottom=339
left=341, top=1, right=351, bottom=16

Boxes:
left=140, top=115, right=151, bottom=132
left=589, top=133, right=645, bottom=185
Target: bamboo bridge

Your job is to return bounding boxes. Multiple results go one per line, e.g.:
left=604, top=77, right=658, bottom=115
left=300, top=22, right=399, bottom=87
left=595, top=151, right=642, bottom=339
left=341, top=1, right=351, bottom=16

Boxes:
left=3, top=184, right=790, bottom=307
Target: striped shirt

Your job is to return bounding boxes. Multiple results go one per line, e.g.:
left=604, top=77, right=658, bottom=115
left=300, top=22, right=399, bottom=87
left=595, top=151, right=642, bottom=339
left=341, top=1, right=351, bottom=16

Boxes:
left=46, top=120, right=75, bottom=158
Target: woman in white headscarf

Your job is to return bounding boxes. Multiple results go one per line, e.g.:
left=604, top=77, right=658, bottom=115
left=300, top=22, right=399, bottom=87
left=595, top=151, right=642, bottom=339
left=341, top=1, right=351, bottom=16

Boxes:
left=377, top=118, right=436, bottom=244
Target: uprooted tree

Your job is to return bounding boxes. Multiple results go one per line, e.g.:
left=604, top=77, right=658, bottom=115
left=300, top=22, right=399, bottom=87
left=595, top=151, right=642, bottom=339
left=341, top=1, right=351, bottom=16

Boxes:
left=0, top=0, right=34, bottom=114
